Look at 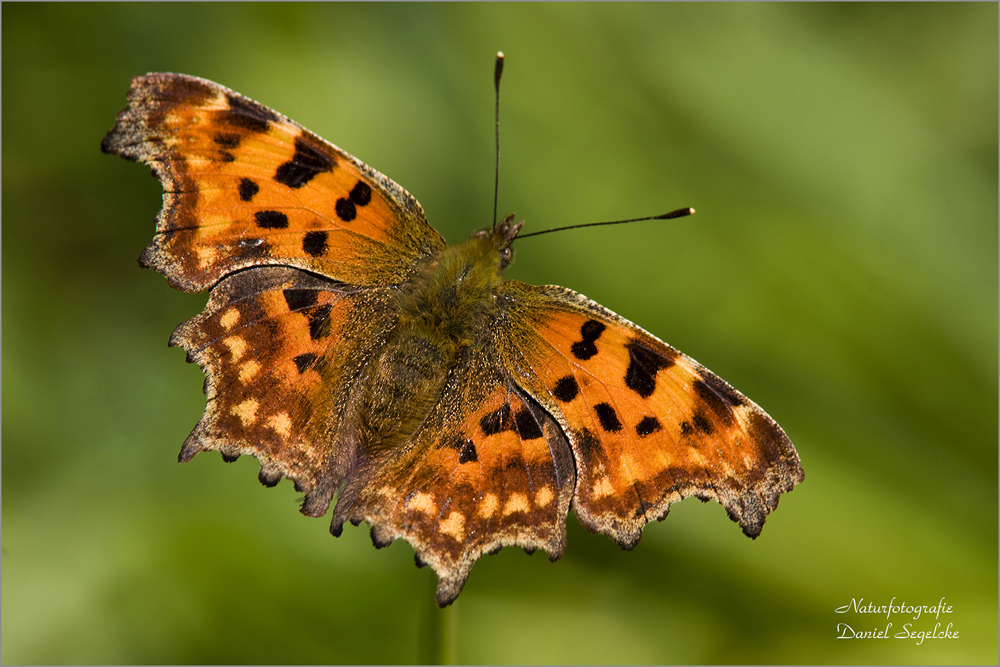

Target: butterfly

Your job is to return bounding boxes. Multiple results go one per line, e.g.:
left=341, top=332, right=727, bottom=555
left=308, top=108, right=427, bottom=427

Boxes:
left=102, top=67, right=803, bottom=607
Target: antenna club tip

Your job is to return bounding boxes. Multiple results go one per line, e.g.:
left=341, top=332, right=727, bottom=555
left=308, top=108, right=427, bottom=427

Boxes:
left=655, top=207, right=696, bottom=220
left=494, top=52, right=505, bottom=86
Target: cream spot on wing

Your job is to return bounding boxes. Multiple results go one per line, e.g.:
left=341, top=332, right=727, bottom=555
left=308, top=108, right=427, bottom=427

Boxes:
left=209, top=91, right=228, bottom=109
left=618, top=450, right=652, bottom=483
left=219, top=308, right=240, bottom=330
left=184, top=155, right=211, bottom=170
left=266, top=412, right=292, bottom=438
left=224, top=336, right=247, bottom=362
left=478, top=493, right=499, bottom=518
left=239, top=359, right=261, bottom=383
left=535, top=486, right=554, bottom=508
left=196, top=245, right=218, bottom=269
left=231, top=398, right=258, bottom=426
left=439, top=511, right=466, bottom=541
left=591, top=477, right=614, bottom=499
left=407, top=492, right=437, bottom=515
left=503, top=492, right=530, bottom=516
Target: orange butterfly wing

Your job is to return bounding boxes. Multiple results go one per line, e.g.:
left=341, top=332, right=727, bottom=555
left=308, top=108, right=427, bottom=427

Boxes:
left=495, top=282, right=804, bottom=548
left=170, top=267, right=398, bottom=516
left=331, top=342, right=576, bottom=606
left=101, top=73, right=444, bottom=292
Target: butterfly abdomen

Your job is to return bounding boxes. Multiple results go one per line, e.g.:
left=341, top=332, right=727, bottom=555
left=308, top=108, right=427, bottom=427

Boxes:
left=358, top=331, right=453, bottom=456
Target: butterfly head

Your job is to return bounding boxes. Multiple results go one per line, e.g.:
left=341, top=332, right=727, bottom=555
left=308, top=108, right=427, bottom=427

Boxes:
left=474, top=213, right=523, bottom=271
left=400, top=213, right=523, bottom=348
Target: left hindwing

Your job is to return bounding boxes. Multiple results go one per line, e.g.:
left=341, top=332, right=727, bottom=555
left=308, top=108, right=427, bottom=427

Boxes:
left=169, top=266, right=398, bottom=517
left=494, top=281, right=805, bottom=548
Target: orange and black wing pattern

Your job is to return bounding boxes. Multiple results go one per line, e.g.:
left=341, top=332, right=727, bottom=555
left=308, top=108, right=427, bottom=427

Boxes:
left=496, top=281, right=804, bottom=549
left=332, top=342, right=576, bottom=607
left=101, top=73, right=444, bottom=292
left=170, top=266, right=398, bottom=516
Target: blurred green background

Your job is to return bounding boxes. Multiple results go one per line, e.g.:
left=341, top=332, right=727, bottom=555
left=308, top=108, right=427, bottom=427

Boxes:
left=3, top=3, right=996, bottom=664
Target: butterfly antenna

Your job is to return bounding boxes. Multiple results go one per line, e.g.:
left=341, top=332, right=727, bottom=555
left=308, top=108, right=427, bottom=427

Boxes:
left=492, top=51, right=505, bottom=230
left=516, top=207, right=696, bottom=240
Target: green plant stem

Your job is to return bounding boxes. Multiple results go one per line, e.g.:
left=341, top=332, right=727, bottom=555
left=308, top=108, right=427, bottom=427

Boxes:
left=418, top=569, right=457, bottom=664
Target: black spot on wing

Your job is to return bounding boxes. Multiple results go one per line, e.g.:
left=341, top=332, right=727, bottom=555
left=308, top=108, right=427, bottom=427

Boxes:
left=308, top=304, right=332, bottom=340
left=594, top=403, right=622, bottom=433
left=223, top=93, right=279, bottom=133
left=302, top=230, right=328, bottom=257
left=458, top=439, right=478, bottom=463
left=283, top=289, right=318, bottom=311
left=255, top=210, right=288, bottom=229
left=480, top=403, right=513, bottom=436
left=514, top=408, right=543, bottom=440
left=571, top=319, right=606, bottom=360
left=333, top=181, right=373, bottom=223
left=350, top=180, right=372, bottom=205
left=581, top=319, right=605, bottom=339
left=335, top=198, right=357, bottom=222
left=293, top=353, right=318, bottom=374
left=636, top=416, right=662, bottom=437
left=680, top=420, right=694, bottom=436
left=624, top=338, right=675, bottom=398
left=692, top=411, right=713, bottom=434
left=214, top=133, right=240, bottom=148
left=238, top=178, right=259, bottom=202
left=553, top=375, right=579, bottom=402
left=274, top=137, right=335, bottom=189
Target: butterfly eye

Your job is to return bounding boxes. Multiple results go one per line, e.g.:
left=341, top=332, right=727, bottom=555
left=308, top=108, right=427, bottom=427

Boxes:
left=499, top=246, right=514, bottom=269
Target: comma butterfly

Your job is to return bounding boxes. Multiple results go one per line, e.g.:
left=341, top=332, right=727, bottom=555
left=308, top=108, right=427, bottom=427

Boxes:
left=102, top=61, right=803, bottom=606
